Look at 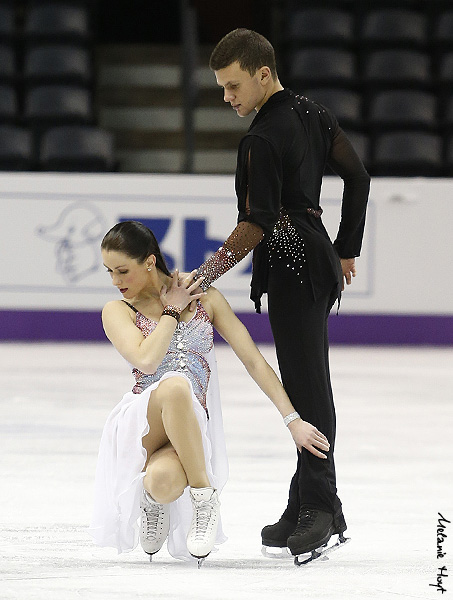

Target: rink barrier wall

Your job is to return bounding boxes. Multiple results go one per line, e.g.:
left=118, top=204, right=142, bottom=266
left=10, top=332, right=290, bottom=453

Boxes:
left=1, top=173, right=452, bottom=345
left=1, top=309, right=452, bottom=345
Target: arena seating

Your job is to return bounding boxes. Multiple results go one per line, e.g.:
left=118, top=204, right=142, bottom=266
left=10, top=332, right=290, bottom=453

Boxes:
left=282, top=1, right=453, bottom=176
left=0, top=1, right=114, bottom=172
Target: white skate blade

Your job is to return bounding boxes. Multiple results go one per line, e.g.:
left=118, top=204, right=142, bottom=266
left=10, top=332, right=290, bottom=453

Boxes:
left=197, top=557, right=206, bottom=569
left=261, top=545, right=291, bottom=559
left=294, top=534, right=350, bottom=566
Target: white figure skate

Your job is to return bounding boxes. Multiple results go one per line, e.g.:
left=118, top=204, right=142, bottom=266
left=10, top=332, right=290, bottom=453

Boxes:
left=187, top=487, right=220, bottom=567
left=139, top=489, right=170, bottom=561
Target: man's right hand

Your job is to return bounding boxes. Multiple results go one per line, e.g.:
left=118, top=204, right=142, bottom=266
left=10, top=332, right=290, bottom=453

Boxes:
left=177, top=271, right=202, bottom=311
left=340, top=258, right=356, bottom=291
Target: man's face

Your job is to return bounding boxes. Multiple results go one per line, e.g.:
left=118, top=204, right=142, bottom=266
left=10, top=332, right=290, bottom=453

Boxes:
left=214, top=61, right=267, bottom=117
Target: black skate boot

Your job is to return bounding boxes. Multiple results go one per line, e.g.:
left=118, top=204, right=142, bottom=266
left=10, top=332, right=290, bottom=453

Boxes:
left=261, top=517, right=296, bottom=558
left=333, top=506, right=347, bottom=535
left=288, top=506, right=349, bottom=565
left=261, top=517, right=296, bottom=547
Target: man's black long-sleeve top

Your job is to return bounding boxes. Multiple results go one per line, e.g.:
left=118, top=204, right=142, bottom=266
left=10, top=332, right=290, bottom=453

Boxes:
left=198, top=88, right=371, bottom=311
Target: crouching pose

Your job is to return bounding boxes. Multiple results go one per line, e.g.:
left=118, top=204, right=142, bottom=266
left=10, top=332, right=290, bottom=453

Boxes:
left=89, top=221, right=330, bottom=565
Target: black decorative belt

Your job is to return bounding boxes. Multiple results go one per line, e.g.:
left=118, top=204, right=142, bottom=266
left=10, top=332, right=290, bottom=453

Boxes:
left=307, top=207, right=323, bottom=218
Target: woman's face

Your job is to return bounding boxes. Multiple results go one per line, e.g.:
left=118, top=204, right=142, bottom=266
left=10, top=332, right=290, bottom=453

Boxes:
left=102, top=249, right=152, bottom=299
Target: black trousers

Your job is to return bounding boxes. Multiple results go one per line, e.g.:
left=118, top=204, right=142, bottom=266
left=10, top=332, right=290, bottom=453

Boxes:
left=267, top=257, right=341, bottom=522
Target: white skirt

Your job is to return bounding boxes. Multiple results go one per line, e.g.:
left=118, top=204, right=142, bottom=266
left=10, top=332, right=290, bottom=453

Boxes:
left=89, top=348, right=229, bottom=561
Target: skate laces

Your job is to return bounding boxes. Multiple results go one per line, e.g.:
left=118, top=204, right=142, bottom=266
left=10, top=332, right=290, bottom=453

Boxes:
left=142, top=502, right=164, bottom=539
left=295, top=509, right=319, bottom=533
left=192, top=500, right=215, bottom=539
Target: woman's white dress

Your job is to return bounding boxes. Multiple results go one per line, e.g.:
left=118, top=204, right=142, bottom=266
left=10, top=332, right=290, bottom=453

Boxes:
left=89, top=302, right=229, bottom=561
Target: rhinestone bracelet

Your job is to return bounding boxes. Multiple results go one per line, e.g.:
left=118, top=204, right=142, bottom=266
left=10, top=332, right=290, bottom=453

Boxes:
left=283, top=411, right=301, bottom=427
left=162, top=304, right=182, bottom=322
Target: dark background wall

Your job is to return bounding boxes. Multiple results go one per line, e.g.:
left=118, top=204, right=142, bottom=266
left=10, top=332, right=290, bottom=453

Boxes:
left=96, top=0, right=273, bottom=44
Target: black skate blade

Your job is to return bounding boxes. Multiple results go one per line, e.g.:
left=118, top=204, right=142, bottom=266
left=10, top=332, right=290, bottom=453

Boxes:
left=294, top=534, right=350, bottom=567
left=261, top=545, right=291, bottom=559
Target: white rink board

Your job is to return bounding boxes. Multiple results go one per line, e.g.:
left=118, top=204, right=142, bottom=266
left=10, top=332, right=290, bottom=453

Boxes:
left=0, top=172, right=451, bottom=314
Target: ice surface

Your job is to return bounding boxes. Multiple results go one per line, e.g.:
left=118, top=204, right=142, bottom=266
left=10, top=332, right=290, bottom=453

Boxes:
left=1, top=342, right=452, bottom=600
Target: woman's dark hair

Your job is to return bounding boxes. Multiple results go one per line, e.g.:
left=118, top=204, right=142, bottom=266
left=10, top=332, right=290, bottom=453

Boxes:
left=209, top=28, right=277, bottom=80
left=101, top=221, right=170, bottom=276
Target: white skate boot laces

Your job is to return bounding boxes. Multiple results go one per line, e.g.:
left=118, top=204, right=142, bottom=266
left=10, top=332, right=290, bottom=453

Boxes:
left=192, top=500, right=215, bottom=540
left=143, top=502, right=163, bottom=539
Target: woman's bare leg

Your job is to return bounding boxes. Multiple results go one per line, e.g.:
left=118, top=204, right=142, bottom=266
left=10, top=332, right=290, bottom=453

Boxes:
left=141, top=376, right=210, bottom=501
left=143, top=443, right=187, bottom=503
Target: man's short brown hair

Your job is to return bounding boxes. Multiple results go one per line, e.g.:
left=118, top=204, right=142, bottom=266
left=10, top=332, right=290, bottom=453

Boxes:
left=209, top=28, right=278, bottom=80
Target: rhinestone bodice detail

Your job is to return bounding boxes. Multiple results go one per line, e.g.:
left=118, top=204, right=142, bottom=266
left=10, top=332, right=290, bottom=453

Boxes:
left=131, top=302, right=213, bottom=413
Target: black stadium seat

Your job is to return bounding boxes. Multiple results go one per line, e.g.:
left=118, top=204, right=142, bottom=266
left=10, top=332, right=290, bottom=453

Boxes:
left=0, top=84, right=17, bottom=123
left=289, top=48, right=356, bottom=89
left=40, top=125, right=115, bottom=171
left=286, top=9, right=354, bottom=47
left=0, top=125, right=34, bottom=170
left=0, top=5, right=15, bottom=42
left=362, top=50, right=431, bottom=90
left=0, top=45, right=15, bottom=83
left=433, top=11, right=453, bottom=50
left=359, top=9, right=427, bottom=49
left=367, top=90, right=437, bottom=132
left=372, top=131, right=443, bottom=176
left=23, top=45, right=92, bottom=86
left=24, top=4, right=90, bottom=44
left=24, top=85, right=93, bottom=126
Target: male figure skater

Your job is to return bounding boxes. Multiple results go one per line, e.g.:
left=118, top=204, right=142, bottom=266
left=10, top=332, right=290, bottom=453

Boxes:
left=195, top=28, right=370, bottom=558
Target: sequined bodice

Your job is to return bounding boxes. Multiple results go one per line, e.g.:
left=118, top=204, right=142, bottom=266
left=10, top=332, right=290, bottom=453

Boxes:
left=131, top=302, right=213, bottom=413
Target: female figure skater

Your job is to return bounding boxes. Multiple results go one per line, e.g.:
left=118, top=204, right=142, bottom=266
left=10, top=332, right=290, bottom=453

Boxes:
left=89, top=220, right=330, bottom=564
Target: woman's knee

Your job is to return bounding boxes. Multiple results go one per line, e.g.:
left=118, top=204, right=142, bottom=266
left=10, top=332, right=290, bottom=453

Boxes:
left=144, top=455, right=186, bottom=504
left=157, top=377, right=193, bottom=411
left=162, top=376, right=191, bottom=396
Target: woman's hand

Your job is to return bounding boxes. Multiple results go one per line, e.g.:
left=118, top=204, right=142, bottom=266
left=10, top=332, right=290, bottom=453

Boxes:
left=287, top=419, right=330, bottom=458
left=160, top=269, right=205, bottom=311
